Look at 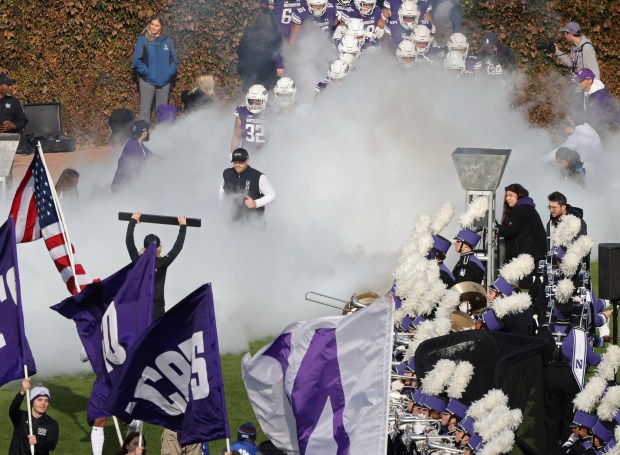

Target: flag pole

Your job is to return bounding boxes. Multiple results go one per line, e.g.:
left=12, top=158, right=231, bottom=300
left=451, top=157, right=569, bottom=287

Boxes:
left=38, top=145, right=125, bottom=446
left=226, top=438, right=231, bottom=452
left=24, top=366, right=35, bottom=455
left=138, top=422, right=144, bottom=448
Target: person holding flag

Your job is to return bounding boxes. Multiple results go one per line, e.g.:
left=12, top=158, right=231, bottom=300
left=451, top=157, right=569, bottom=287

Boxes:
left=9, top=378, right=58, bottom=455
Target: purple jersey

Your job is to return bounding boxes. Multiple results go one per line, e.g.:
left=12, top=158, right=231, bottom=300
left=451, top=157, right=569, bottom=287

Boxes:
left=234, top=105, right=268, bottom=153
left=269, top=0, right=303, bottom=39
left=337, top=6, right=382, bottom=35
left=291, top=2, right=338, bottom=32
left=464, top=55, right=481, bottom=75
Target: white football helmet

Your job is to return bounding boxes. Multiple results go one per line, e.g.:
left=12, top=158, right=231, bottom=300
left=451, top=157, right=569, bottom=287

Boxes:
left=396, top=39, right=417, bottom=68
left=447, top=32, right=469, bottom=57
left=398, top=1, right=420, bottom=30
left=412, top=24, right=432, bottom=55
left=246, top=84, right=268, bottom=114
left=444, top=50, right=466, bottom=77
left=274, top=77, right=297, bottom=108
left=354, top=0, right=376, bottom=16
left=344, top=18, right=366, bottom=42
left=307, top=0, right=328, bottom=17
left=338, top=34, right=362, bottom=61
left=328, top=58, right=350, bottom=80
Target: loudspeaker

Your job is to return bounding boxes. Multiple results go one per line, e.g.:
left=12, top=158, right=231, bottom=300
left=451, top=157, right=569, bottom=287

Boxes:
left=599, top=243, right=620, bottom=300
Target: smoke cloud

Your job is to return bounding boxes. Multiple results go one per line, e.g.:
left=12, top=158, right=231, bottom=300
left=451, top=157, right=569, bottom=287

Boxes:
left=2, top=25, right=619, bottom=376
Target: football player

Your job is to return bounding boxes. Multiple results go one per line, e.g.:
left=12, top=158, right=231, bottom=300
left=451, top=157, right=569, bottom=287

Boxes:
left=289, top=0, right=339, bottom=45
left=231, top=85, right=269, bottom=154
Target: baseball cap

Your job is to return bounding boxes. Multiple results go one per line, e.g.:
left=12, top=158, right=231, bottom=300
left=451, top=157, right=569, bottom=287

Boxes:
left=30, top=384, right=50, bottom=403
left=575, top=68, right=595, bottom=82
left=130, top=120, right=150, bottom=140
left=0, top=73, right=16, bottom=85
left=559, top=21, right=581, bottom=35
left=481, top=31, right=497, bottom=52
left=231, top=148, right=249, bottom=162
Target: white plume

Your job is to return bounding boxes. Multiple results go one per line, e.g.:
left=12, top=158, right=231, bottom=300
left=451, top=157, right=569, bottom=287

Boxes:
left=434, top=288, right=461, bottom=320
left=421, top=359, right=457, bottom=395
left=574, top=376, right=607, bottom=413
left=597, top=345, right=620, bottom=381
left=550, top=214, right=583, bottom=247
left=468, top=389, right=508, bottom=421
left=404, top=316, right=452, bottom=360
left=555, top=278, right=574, bottom=304
left=459, top=196, right=489, bottom=229
left=479, top=430, right=516, bottom=455
left=597, top=385, right=620, bottom=421
left=447, top=361, right=474, bottom=399
left=560, top=235, right=594, bottom=278
left=491, top=292, right=532, bottom=319
left=498, top=254, right=535, bottom=284
left=430, top=202, right=455, bottom=235
left=475, top=407, right=522, bottom=440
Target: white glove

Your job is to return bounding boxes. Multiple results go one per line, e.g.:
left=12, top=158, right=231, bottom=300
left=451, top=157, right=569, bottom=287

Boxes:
left=414, top=423, right=425, bottom=434
left=332, top=25, right=344, bottom=41
left=374, top=27, right=385, bottom=39
left=365, top=30, right=376, bottom=41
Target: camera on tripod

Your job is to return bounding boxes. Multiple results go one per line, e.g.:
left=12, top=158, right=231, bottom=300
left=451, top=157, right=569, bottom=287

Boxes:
left=536, top=41, right=555, bottom=54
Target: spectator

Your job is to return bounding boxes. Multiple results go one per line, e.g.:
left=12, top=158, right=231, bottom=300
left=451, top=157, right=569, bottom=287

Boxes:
left=554, top=21, right=599, bottom=80
left=430, top=0, right=462, bottom=47
left=219, top=148, right=276, bottom=223
left=0, top=73, right=28, bottom=134
left=132, top=14, right=178, bottom=121
left=181, top=74, right=218, bottom=113
left=111, top=120, right=153, bottom=192
left=554, top=147, right=586, bottom=187
left=161, top=428, right=202, bottom=455
left=546, top=191, right=587, bottom=251
left=108, top=108, right=135, bottom=147
left=497, top=183, right=547, bottom=285
left=9, top=378, right=59, bottom=455
left=55, top=168, right=80, bottom=200
left=113, top=432, right=145, bottom=455
left=574, top=68, right=620, bottom=136
left=477, top=31, right=517, bottom=77
left=221, top=422, right=259, bottom=455
left=126, top=212, right=187, bottom=320
left=236, top=8, right=284, bottom=92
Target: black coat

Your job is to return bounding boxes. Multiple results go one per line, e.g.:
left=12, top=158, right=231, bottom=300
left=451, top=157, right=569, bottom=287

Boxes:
left=499, top=198, right=547, bottom=262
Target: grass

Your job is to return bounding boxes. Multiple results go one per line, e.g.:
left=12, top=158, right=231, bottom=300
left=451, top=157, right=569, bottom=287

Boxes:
left=0, top=338, right=272, bottom=454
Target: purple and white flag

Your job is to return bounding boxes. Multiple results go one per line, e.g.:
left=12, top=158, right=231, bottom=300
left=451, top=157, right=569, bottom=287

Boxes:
left=241, top=295, right=394, bottom=455
left=0, top=218, right=36, bottom=386
left=51, top=244, right=155, bottom=424
left=105, top=284, right=229, bottom=445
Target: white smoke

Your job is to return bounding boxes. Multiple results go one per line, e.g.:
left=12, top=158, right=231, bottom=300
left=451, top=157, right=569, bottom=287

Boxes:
left=3, top=24, right=620, bottom=377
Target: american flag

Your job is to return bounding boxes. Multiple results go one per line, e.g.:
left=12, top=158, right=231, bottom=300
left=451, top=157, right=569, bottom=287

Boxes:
left=9, top=148, right=91, bottom=295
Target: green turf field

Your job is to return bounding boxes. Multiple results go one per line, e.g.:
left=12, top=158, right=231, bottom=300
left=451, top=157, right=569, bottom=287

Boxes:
left=0, top=338, right=271, bottom=454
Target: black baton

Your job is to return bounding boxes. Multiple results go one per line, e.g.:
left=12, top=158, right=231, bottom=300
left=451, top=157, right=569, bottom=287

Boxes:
left=118, top=212, right=201, bottom=227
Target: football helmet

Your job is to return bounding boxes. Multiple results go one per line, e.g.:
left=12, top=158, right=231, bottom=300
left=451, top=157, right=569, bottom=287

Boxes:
left=273, top=77, right=297, bottom=108
left=307, top=0, right=328, bottom=17
left=246, top=84, right=268, bottom=114
left=338, top=34, right=362, bottom=61
left=396, top=39, right=416, bottom=68
left=328, top=58, right=350, bottom=80
left=344, top=18, right=366, bottom=42
left=354, top=0, right=376, bottom=16
left=444, top=50, right=466, bottom=77
left=411, top=24, right=432, bottom=55
left=336, top=0, right=352, bottom=5
left=398, top=1, right=420, bottom=30
left=447, top=32, right=469, bottom=57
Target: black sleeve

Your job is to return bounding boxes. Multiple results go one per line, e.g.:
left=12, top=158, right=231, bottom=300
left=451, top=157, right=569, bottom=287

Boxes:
left=157, top=225, right=187, bottom=269
left=497, top=207, right=527, bottom=238
left=12, top=99, right=28, bottom=132
left=36, top=418, right=59, bottom=450
left=9, top=392, right=25, bottom=426
left=126, top=219, right=140, bottom=261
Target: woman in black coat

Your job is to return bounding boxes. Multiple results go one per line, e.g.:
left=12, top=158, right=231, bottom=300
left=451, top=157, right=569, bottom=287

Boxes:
left=498, top=184, right=547, bottom=300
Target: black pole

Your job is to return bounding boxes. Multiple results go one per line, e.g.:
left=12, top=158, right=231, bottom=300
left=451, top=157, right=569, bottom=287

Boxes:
left=613, top=299, right=619, bottom=346
left=118, top=212, right=201, bottom=227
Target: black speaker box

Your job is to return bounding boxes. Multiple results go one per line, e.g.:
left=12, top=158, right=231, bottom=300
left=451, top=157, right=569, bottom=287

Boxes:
left=599, top=243, right=620, bottom=300
left=22, top=102, right=75, bottom=153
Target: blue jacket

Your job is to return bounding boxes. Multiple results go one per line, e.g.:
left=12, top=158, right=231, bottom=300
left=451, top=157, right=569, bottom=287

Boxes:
left=132, top=34, right=178, bottom=87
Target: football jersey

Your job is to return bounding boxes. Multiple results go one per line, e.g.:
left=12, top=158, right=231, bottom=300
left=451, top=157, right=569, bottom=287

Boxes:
left=269, top=0, right=303, bottom=39
left=337, top=6, right=382, bottom=35
left=234, top=106, right=268, bottom=153
left=291, top=2, right=339, bottom=32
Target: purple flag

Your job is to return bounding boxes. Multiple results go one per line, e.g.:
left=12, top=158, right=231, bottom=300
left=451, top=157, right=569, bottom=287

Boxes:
left=51, top=244, right=155, bottom=424
left=105, top=284, right=230, bottom=445
left=0, top=218, right=36, bottom=386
